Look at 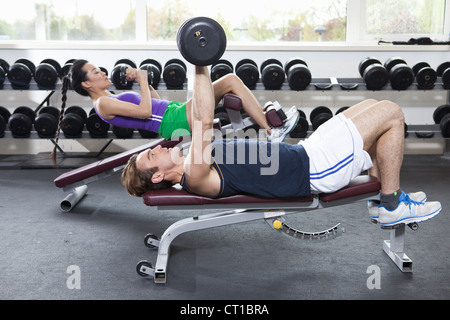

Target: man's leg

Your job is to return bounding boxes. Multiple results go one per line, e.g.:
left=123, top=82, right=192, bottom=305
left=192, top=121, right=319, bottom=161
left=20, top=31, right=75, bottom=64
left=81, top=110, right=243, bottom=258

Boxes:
left=343, top=100, right=404, bottom=194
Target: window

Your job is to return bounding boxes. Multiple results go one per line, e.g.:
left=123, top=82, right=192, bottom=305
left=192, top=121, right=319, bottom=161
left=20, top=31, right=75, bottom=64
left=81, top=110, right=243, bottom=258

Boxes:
left=361, top=0, right=448, bottom=41
left=0, top=0, right=448, bottom=45
left=146, top=0, right=348, bottom=42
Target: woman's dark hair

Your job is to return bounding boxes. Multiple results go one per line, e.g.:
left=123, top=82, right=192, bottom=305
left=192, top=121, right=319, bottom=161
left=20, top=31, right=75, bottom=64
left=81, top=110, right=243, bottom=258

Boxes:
left=51, top=59, right=89, bottom=165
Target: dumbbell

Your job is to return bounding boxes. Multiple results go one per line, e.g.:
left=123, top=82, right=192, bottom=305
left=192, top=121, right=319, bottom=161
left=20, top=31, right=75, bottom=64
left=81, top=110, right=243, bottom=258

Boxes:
left=112, top=125, right=134, bottom=139
left=433, top=105, right=450, bottom=138
left=310, top=106, right=333, bottom=131
left=0, top=59, right=10, bottom=88
left=235, top=59, right=259, bottom=89
left=34, top=106, right=60, bottom=138
left=8, top=106, right=36, bottom=138
left=177, top=16, right=227, bottom=66
left=384, top=57, right=414, bottom=90
left=358, top=57, right=389, bottom=90
left=138, top=129, right=159, bottom=139
left=260, top=58, right=286, bottom=90
left=0, top=106, right=11, bottom=138
left=289, top=110, right=309, bottom=138
left=437, top=61, right=450, bottom=90
left=111, top=59, right=137, bottom=90
left=7, top=58, right=36, bottom=89
left=412, top=62, right=437, bottom=89
left=139, top=59, right=162, bottom=88
left=284, top=58, right=311, bottom=91
left=61, top=106, right=87, bottom=138
left=210, top=59, right=233, bottom=81
left=87, top=108, right=110, bottom=138
left=34, top=59, right=63, bottom=89
left=163, top=59, right=187, bottom=89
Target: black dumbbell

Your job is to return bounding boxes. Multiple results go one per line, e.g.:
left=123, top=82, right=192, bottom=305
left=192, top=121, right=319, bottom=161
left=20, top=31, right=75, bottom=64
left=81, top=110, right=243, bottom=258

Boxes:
left=34, top=106, right=60, bottom=138
left=358, top=57, right=389, bottom=90
left=433, top=105, right=450, bottom=138
left=7, top=58, right=36, bottom=89
left=235, top=59, right=259, bottom=89
left=112, top=125, right=134, bottom=139
left=163, top=59, right=187, bottom=89
left=289, top=110, right=309, bottom=138
left=61, top=106, right=87, bottom=138
left=210, top=59, right=233, bottom=81
left=284, top=58, right=311, bottom=91
left=177, top=17, right=227, bottom=66
left=335, top=106, right=349, bottom=115
left=0, top=106, right=11, bottom=138
left=437, top=61, right=450, bottom=90
left=412, top=62, right=437, bottom=89
left=384, top=57, right=414, bottom=90
left=139, top=59, right=162, bottom=88
left=260, top=58, right=285, bottom=90
left=8, top=106, right=36, bottom=138
left=34, top=59, right=63, bottom=89
left=87, top=108, right=110, bottom=138
left=310, top=106, right=333, bottom=131
left=110, top=59, right=137, bottom=90
left=0, top=59, right=10, bottom=88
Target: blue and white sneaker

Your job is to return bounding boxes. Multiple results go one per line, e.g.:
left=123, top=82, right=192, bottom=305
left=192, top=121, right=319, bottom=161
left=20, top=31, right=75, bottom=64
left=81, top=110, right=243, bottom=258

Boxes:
left=378, top=191, right=441, bottom=228
left=269, top=106, right=300, bottom=143
left=368, top=191, right=427, bottom=223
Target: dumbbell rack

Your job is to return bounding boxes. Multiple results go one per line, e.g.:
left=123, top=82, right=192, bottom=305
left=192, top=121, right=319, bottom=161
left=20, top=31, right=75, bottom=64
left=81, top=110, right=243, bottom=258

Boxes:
left=1, top=76, right=449, bottom=158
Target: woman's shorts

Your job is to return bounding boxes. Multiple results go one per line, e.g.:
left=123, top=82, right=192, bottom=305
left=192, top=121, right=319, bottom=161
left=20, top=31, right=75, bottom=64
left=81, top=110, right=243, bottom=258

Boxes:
left=157, top=101, right=192, bottom=140
left=299, top=113, right=373, bottom=194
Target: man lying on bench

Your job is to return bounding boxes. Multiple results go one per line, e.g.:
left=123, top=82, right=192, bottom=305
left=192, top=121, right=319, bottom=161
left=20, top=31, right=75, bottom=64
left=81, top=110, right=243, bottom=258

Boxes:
left=121, top=65, right=442, bottom=229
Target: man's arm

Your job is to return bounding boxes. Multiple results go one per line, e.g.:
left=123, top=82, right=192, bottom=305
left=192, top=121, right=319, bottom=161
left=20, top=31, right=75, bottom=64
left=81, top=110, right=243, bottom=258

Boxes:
left=183, top=66, right=221, bottom=197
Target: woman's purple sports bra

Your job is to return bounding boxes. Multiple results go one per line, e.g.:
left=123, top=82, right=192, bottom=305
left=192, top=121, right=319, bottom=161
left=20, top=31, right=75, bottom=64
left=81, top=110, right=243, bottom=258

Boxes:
left=94, top=92, right=169, bottom=133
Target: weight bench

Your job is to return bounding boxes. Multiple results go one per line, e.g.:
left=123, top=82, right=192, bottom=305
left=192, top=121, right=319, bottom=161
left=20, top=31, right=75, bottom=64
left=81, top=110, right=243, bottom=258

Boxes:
left=135, top=175, right=417, bottom=284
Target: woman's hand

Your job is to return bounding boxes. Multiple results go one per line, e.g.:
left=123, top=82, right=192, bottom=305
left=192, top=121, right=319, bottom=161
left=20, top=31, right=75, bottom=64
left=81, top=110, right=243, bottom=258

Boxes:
left=126, top=68, right=149, bottom=85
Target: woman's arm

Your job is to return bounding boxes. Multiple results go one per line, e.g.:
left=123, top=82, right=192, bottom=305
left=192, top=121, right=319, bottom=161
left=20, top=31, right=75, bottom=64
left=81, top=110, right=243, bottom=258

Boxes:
left=96, top=68, right=152, bottom=120
left=149, top=85, right=161, bottom=99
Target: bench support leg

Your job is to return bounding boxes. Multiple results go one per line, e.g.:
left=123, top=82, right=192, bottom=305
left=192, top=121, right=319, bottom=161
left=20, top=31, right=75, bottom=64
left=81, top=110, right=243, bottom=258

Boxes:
left=383, top=225, right=413, bottom=272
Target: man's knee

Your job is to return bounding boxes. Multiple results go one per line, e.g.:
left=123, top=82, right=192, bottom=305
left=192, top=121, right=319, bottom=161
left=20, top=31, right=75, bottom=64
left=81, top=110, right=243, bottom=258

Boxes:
left=378, top=100, right=404, bottom=122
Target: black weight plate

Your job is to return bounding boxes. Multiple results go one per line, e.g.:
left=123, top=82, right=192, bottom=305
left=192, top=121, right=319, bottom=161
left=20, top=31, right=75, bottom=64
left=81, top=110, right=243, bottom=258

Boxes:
left=416, top=67, right=437, bottom=89
left=309, top=106, right=332, bottom=124
left=15, top=58, right=35, bottom=75
left=363, top=64, right=389, bottom=90
left=8, top=63, right=33, bottom=88
left=61, top=113, right=84, bottom=137
left=112, top=125, right=134, bottom=139
left=312, top=112, right=332, bottom=131
left=34, top=113, right=57, bottom=138
left=236, top=62, right=259, bottom=88
left=41, top=58, right=62, bottom=78
left=65, top=106, right=87, bottom=123
left=138, top=129, right=159, bottom=139
left=432, top=105, right=450, bottom=124
left=284, top=57, right=308, bottom=74
left=34, top=63, right=58, bottom=88
left=235, top=59, right=258, bottom=71
left=0, top=106, right=11, bottom=123
left=177, top=17, right=227, bottom=66
left=0, top=114, right=5, bottom=137
left=8, top=113, right=32, bottom=137
left=210, top=62, right=233, bottom=81
left=165, top=59, right=187, bottom=71
left=0, top=58, right=10, bottom=73
left=436, top=61, right=450, bottom=77
left=114, top=58, right=136, bottom=68
left=286, top=64, right=311, bottom=90
left=412, top=62, right=430, bottom=76
left=14, top=106, right=36, bottom=124
left=260, top=58, right=283, bottom=73
left=163, top=62, right=186, bottom=89
left=384, top=57, right=407, bottom=71
left=86, top=113, right=110, bottom=138
left=140, top=59, right=162, bottom=72
left=140, top=64, right=161, bottom=88
left=389, top=64, right=414, bottom=90
left=289, top=115, right=309, bottom=138
left=358, top=57, right=381, bottom=77
left=261, top=63, right=285, bottom=90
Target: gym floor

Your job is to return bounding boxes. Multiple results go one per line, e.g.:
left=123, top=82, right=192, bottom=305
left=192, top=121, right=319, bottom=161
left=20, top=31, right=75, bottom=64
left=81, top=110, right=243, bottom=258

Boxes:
left=0, top=153, right=449, bottom=300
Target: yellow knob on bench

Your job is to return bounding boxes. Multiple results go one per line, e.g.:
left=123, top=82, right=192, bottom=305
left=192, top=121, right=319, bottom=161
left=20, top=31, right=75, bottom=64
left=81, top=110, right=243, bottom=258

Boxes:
left=273, top=220, right=282, bottom=229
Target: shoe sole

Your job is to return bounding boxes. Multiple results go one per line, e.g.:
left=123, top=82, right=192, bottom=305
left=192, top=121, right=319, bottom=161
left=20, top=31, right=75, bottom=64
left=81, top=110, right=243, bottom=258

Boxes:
left=281, top=112, right=300, bottom=142
left=379, top=204, right=442, bottom=229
